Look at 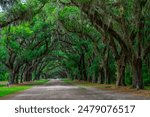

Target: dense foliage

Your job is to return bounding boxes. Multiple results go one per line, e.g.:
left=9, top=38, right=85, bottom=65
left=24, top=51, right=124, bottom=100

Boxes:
left=0, top=0, right=150, bottom=89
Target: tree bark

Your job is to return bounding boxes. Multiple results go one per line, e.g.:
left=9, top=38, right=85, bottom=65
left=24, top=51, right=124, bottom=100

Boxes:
left=9, top=71, right=15, bottom=84
left=132, top=57, right=143, bottom=89
left=97, top=67, right=104, bottom=84
left=92, top=73, right=97, bottom=83
left=116, top=55, right=126, bottom=86
left=82, top=53, right=87, bottom=81
left=103, top=46, right=110, bottom=84
left=104, top=64, right=110, bottom=84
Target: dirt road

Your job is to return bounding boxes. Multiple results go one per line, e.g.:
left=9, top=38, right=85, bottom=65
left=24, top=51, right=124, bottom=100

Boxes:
left=2, top=79, right=149, bottom=100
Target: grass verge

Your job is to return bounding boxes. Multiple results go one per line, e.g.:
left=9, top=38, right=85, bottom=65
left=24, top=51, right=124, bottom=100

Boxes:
left=62, top=79, right=74, bottom=85
left=0, top=79, right=48, bottom=97
left=62, top=78, right=150, bottom=97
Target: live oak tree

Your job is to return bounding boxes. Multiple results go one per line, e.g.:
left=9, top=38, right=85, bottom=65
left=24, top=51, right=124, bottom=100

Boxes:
left=0, top=0, right=150, bottom=90
left=58, top=0, right=150, bottom=89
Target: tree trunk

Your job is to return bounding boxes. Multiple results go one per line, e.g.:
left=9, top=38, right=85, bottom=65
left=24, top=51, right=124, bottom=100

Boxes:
left=15, top=74, right=19, bottom=84
left=87, top=75, right=92, bottom=82
left=15, top=66, right=20, bottom=84
left=103, top=49, right=110, bottom=84
left=82, top=53, right=87, bottom=81
left=132, top=57, right=143, bottom=89
left=24, top=70, right=31, bottom=82
left=97, top=67, right=103, bottom=84
left=104, top=65, right=110, bottom=84
left=9, top=72, right=14, bottom=84
left=24, top=71, right=28, bottom=82
left=92, top=73, right=97, bottom=83
left=9, top=70, right=16, bottom=84
left=116, top=55, right=126, bottom=86
left=78, top=56, right=83, bottom=81
left=87, top=58, right=92, bottom=82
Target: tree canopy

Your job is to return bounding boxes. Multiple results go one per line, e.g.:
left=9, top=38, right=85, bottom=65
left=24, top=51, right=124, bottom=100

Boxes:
left=0, top=0, right=150, bottom=89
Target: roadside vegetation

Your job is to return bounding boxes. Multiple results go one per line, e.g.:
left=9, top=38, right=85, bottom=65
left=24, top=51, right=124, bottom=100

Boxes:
left=0, top=0, right=150, bottom=98
left=0, top=79, right=48, bottom=97
left=62, top=78, right=150, bottom=97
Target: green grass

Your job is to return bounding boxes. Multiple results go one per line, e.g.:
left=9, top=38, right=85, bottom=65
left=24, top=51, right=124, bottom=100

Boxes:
left=62, top=78, right=74, bottom=84
left=62, top=78, right=115, bottom=89
left=24, top=79, right=49, bottom=86
left=0, top=86, right=31, bottom=97
left=0, top=81, right=7, bottom=87
left=0, top=79, right=48, bottom=97
left=0, top=84, right=6, bottom=87
left=145, top=86, right=150, bottom=90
